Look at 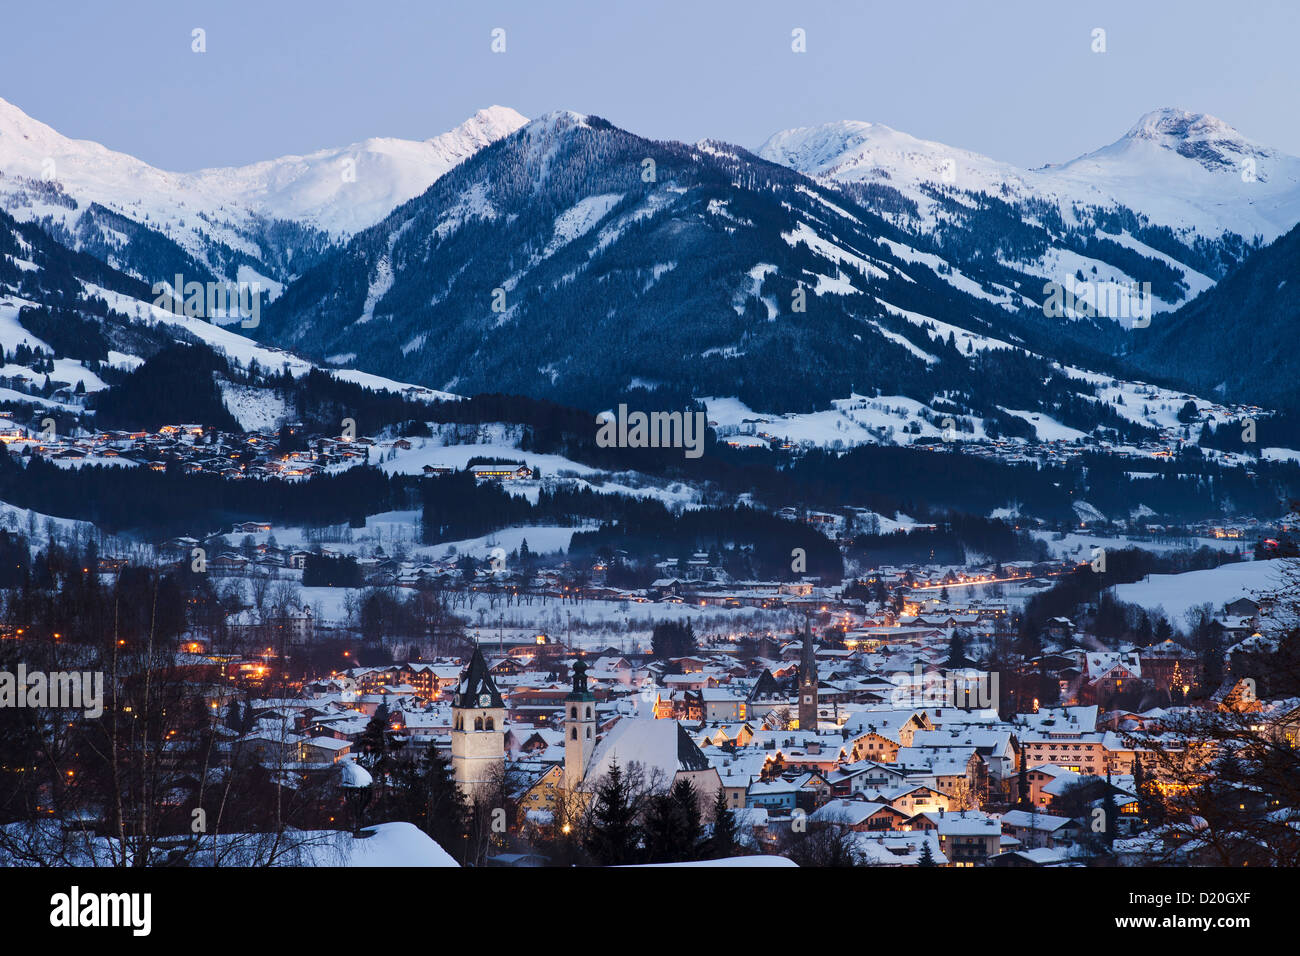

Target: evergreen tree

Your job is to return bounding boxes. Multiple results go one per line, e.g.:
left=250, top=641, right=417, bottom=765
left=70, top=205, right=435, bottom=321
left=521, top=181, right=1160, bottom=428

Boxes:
left=357, top=702, right=399, bottom=782
left=408, top=744, right=469, bottom=859
left=672, top=778, right=702, bottom=859
left=651, top=620, right=697, bottom=659
left=1132, top=753, right=1165, bottom=826
left=707, top=784, right=738, bottom=858
left=642, top=792, right=682, bottom=863
left=642, top=779, right=702, bottom=863
left=225, top=699, right=243, bottom=734
left=1102, top=779, right=1119, bottom=846
left=946, top=629, right=969, bottom=668
left=918, top=839, right=937, bottom=866
left=584, top=761, right=640, bottom=866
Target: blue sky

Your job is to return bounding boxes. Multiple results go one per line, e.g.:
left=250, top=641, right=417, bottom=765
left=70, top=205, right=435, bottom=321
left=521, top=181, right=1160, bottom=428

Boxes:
left=4, top=0, right=1297, bottom=170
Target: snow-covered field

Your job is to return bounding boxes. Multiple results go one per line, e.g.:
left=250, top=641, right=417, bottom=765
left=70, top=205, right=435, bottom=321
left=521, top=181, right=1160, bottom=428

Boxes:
left=703, top=367, right=1262, bottom=452
left=0, top=500, right=98, bottom=538
left=432, top=525, right=584, bottom=559
left=375, top=429, right=700, bottom=509
left=1032, top=531, right=1246, bottom=561
left=294, top=581, right=794, bottom=647
left=704, top=393, right=975, bottom=447
left=1110, top=558, right=1288, bottom=626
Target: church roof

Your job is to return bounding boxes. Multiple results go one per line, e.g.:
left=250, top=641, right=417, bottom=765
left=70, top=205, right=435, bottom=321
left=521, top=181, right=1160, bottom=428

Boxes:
left=800, top=619, right=817, bottom=683
left=583, top=718, right=713, bottom=784
left=748, top=668, right=782, bottom=701
left=455, top=644, right=505, bottom=708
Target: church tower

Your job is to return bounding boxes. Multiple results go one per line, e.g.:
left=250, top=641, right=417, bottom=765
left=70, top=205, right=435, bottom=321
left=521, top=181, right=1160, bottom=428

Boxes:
left=451, top=643, right=506, bottom=799
left=564, top=658, right=596, bottom=792
left=798, top=616, right=818, bottom=731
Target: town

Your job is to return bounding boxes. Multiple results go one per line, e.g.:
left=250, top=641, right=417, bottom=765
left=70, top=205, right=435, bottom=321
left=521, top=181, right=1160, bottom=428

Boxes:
left=3, top=496, right=1294, bottom=869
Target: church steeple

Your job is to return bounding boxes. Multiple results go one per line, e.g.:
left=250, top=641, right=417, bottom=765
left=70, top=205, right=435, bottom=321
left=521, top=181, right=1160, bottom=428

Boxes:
left=455, top=643, right=504, bottom=709
left=451, top=642, right=506, bottom=797
left=564, top=658, right=596, bottom=792
left=798, top=615, right=818, bottom=731
left=568, top=658, right=592, bottom=699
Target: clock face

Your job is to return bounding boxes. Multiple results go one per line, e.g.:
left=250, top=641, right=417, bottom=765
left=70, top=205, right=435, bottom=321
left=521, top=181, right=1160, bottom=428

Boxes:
left=478, top=693, right=491, bottom=707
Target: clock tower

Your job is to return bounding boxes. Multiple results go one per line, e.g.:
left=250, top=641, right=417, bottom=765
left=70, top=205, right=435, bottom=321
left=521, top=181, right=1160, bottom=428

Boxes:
left=564, top=658, right=596, bottom=792
left=451, top=643, right=506, bottom=799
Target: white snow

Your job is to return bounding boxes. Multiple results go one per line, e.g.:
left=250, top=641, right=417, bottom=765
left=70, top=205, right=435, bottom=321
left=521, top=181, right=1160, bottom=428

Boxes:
left=0, top=96, right=526, bottom=279
left=759, top=107, right=1300, bottom=247
left=546, top=193, right=623, bottom=256
left=1111, top=559, right=1286, bottom=627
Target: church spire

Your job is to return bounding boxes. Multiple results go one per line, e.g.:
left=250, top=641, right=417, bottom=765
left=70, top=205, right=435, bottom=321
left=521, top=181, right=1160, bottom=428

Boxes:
left=451, top=641, right=506, bottom=798
left=455, top=642, right=504, bottom=709
left=568, top=657, right=593, bottom=699
left=564, top=657, right=596, bottom=791
left=798, top=614, right=818, bottom=731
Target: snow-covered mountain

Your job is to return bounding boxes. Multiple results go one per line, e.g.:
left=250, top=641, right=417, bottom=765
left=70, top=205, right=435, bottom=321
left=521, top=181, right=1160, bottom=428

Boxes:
left=182, top=106, right=528, bottom=237
left=1043, top=108, right=1300, bottom=242
left=0, top=97, right=526, bottom=285
left=759, top=107, right=1300, bottom=244
left=757, top=118, right=1035, bottom=224
left=5, top=96, right=1297, bottom=426
left=754, top=108, right=1299, bottom=329
left=0, top=200, right=457, bottom=436
left=253, top=109, right=1194, bottom=437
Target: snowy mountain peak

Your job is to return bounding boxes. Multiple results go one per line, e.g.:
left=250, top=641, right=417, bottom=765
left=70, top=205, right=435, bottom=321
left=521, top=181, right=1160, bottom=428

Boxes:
left=429, top=106, right=528, bottom=156
left=185, top=106, right=529, bottom=236
left=521, top=110, right=593, bottom=138
left=1119, top=107, right=1266, bottom=170
left=455, top=106, right=529, bottom=139
left=760, top=106, right=1300, bottom=243
left=757, top=118, right=1027, bottom=198
left=757, top=120, right=876, bottom=167
left=1125, top=107, right=1243, bottom=144
left=0, top=96, right=528, bottom=275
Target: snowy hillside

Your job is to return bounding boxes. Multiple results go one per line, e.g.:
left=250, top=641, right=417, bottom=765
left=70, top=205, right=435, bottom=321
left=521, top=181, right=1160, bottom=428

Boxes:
left=0, top=96, right=525, bottom=282
left=759, top=107, right=1300, bottom=245
left=1044, top=109, right=1300, bottom=242
left=184, top=106, right=528, bottom=237
left=757, top=108, right=1297, bottom=330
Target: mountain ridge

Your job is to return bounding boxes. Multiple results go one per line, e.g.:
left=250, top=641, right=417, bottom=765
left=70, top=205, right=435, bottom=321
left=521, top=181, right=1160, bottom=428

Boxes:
left=0, top=97, right=526, bottom=286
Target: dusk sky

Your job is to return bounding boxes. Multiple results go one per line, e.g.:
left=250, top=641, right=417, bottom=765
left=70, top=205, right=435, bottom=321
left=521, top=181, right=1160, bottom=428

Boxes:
left=3, top=0, right=1297, bottom=170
